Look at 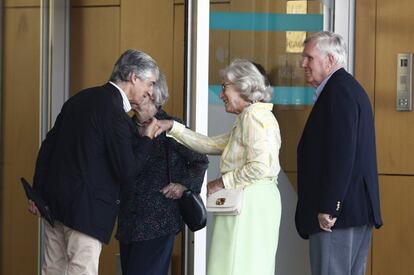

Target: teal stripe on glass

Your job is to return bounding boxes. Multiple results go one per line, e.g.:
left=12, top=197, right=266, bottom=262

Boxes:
left=273, top=86, right=315, bottom=105
left=210, top=12, right=323, bottom=32
left=209, top=85, right=222, bottom=105
left=209, top=85, right=315, bottom=105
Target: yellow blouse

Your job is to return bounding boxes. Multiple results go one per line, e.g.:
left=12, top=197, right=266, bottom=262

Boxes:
left=167, top=102, right=281, bottom=189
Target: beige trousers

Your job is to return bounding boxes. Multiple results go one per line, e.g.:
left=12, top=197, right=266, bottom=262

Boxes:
left=42, top=221, right=102, bottom=275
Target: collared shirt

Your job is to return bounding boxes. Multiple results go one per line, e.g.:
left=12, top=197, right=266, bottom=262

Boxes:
left=313, top=68, right=341, bottom=102
left=109, top=81, right=131, bottom=112
left=167, top=102, right=281, bottom=189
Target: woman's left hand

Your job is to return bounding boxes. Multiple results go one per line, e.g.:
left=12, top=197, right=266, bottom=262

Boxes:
left=161, top=183, right=187, bottom=200
left=207, top=178, right=225, bottom=196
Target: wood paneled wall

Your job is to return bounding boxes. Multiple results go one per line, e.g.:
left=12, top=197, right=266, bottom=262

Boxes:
left=120, top=0, right=178, bottom=117
left=172, top=4, right=185, bottom=121
left=70, top=0, right=184, bottom=117
left=355, top=0, right=414, bottom=274
left=373, top=176, right=414, bottom=274
left=1, top=4, right=41, bottom=275
left=375, top=0, right=414, bottom=174
left=71, top=0, right=119, bottom=6
left=354, top=0, right=376, bottom=105
left=3, top=0, right=39, bottom=7
left=70, top=6, right=120, bottom=95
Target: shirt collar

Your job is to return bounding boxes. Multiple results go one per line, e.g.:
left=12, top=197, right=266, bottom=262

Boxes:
left=109, top=81, right=131, bottom=112
left=313, top=68, right=341, bottom=102
left=242, top=102, right=273, bottom=113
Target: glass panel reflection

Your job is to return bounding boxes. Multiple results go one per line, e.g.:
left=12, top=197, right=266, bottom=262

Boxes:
left=209, top=0, right=332, bottom=106
left=207, top=2, right=333, bottom=274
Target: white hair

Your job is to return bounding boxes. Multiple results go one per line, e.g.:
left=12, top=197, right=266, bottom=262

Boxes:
left=220, top=59, right=272, bottom=103
left=152, top=73, right=169, bottom=107
left=304, top=31, right=347, bottom=67
left=109, top=49, right=160, bottom=82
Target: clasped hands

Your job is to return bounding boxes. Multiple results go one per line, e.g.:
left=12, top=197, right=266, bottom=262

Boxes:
left=138, top=119, right=174, bottom=139
left=151, top=120, right=225, bottom=196
left=161, top=183, right=187, bottom=200
left=137, top=118, right=159, bottom=139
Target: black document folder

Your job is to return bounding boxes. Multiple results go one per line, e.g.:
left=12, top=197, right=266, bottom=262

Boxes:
left=21, top=177, right=54, bottom=226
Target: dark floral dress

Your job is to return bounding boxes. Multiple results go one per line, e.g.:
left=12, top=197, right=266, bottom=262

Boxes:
left=116, top=109, right=208, bottom=243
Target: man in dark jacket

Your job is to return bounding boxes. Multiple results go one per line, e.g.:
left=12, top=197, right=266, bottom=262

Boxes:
left=28, top=49, right=159, bottom=275
left=295, top=32, right=382, bottom=275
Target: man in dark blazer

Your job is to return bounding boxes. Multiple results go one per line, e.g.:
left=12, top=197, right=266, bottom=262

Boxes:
left=295, top=31, right=383, bottom=275
left=28, top=49, right=160, bottom=275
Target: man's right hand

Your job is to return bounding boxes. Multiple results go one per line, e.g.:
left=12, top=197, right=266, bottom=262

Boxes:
left=28, top=200, right=41, bottom=217
left=318, top=213, right=337, bottom=232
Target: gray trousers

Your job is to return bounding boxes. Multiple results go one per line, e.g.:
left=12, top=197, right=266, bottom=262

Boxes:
left=309, top=225, right=373, bottom=275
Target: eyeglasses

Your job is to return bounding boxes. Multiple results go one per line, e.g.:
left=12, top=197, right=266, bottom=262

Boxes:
left=221, top=82, right=232, bottom=91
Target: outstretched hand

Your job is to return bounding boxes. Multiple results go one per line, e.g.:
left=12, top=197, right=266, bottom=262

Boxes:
left=155, top=120, right=174, bottom=137
left=140, top=117, right=158, bottom=139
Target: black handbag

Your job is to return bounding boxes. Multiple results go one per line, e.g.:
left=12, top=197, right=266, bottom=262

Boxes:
left=165, top=140, right=207, bottom=232
left=177, top=190, right=207, bottom=231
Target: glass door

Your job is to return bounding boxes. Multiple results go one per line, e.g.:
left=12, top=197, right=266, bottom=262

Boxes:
left=206, top=1, right=336, bottom=274
left=208, top=0, right=333, bottom=108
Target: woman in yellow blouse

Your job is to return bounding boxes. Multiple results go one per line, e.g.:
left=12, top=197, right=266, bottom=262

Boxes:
left=156, top=59, right=281, bottom=275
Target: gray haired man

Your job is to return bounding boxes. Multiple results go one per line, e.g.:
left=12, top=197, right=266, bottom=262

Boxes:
left=295, top=32, right=382, bottom=275
left=29, top=49, right=160, bottom=275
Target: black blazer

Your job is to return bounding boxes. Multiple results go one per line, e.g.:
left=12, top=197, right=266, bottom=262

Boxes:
left=33, top=83, right=153, bottom=243
left=116, top=110, right=209, bottom=243
left=295, top=68, right=383, bottom=239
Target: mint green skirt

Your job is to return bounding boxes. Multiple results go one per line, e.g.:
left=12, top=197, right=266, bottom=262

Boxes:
left=207, top=180, right=281, bottom=275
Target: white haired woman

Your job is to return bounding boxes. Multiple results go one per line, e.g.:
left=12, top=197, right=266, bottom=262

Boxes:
left=156, top=59, right=282, bottom=275
left=116, top=73, right=209, bottom=275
